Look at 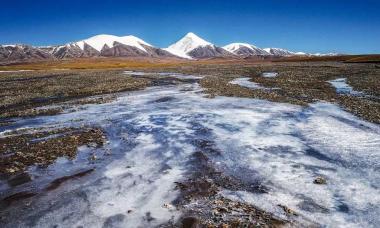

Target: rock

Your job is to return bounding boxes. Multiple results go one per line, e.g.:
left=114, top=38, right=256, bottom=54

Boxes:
left=313, top=176, right=327, bottom=185
left=278, top=204, right=298, bottom=216
left=6, top=168, right=17, bottom=173
left=204, top=94, right=215, bottom=99
left=163, top=203, right=173, bottom=209
left=90, top=154, right=97, bottom=161
left=181, top=217, right=198, bottom=228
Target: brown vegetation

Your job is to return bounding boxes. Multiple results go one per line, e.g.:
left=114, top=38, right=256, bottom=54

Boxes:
left=0, top=70, right=150, bottom=118
left=0, top=127, right=105, bottom=174
left=276, top=54, right=380, bottom=63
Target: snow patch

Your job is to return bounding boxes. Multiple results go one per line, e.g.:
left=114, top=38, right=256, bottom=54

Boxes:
left=262, top=72, right=279, bottom=78
left=328, top=78, right=362, bottom=95
left=229, top=77, right=264, bottom=89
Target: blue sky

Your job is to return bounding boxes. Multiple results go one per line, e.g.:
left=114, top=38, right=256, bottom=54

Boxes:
left=1, top=0, right=379, bottom=54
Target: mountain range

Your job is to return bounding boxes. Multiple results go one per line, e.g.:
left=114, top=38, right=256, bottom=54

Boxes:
left=0, top=32, right=339, bottom=63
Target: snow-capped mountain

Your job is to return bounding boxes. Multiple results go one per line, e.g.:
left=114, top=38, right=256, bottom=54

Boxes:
left=43, top=43, right=98, bottom=59
left=54, top=34, right=175, bottom=58
left=0, top=32, right=343, bottom=63
left=0, top=35, right=177, bottom=63
left=223, top=43, right=270, bottom=56
left=165, top=32, right=233, bottom=59
left=75, top=34, right=150, bottom=52
left=263, top=48, right=296, bottom=56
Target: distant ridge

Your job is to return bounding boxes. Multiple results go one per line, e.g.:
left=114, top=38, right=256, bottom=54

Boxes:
left=223, top=43, right=269, bottom=56
left=0, top=32, right=341, bottom=63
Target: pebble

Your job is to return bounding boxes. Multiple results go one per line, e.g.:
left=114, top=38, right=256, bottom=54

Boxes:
left=313, top=176, right=327, bottom=185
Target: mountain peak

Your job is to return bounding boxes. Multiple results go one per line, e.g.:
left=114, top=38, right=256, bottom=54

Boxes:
left=183, top=32, right=211, bottom=46
left=169, top=33, right=212, bottom=52
left=165, top=32, right=213, bottom=58
left=185, top=32, right=196, bottom=36
left=184, top=32, right=201, bottom=39
left=74, top=34, right=151, bottom=52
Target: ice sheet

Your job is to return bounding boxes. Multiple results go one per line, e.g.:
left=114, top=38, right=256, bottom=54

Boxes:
left=1, top=81, right=379, bottom=227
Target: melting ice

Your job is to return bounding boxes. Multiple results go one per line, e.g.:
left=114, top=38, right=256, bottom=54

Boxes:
left=1, top=80, right=380, bottom=227
left=262, top=72, right=279, bottom=78
left=229, top=77, right=264, bottom=89
left=328, top=78, right=362, bottom=95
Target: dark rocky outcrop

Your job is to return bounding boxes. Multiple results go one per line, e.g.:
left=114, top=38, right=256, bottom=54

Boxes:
left=141, top=44, right=177, bottom=58
left=100, top=42, right=149, bottom=57
left=0, top=45, right=54, bottom=62
left=188, top=45, right=234, bottom=59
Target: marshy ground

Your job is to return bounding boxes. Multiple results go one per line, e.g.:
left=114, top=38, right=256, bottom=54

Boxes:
left=0, top=60, right=379, bottom=227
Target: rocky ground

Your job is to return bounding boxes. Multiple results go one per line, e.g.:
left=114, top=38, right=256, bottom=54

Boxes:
left=0, top=127, right=105, bottom=174
left=0, top=70, right=150, bottom=119
left=195, top=62, right=380, bottom=124
left=2, top=62, right=379, bottom=122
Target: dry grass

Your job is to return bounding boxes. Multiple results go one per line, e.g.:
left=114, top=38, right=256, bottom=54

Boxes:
left=276, top=55, right=380, bottom=63
left=344, top=55, right=380, bottom=63
left=0, top=57, right=185, bottom=71
left=0, top=57, right=263, bottom=71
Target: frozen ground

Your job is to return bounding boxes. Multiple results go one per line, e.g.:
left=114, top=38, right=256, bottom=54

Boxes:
left=229, top=77, right=265, bottom=89
left=0, top=76, right=380, bottom=227
left=124, top=71, right=203, bottom=80
left=328, top=78, right=362, bottom=95
left=262, top=72, right=279, bottom=78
